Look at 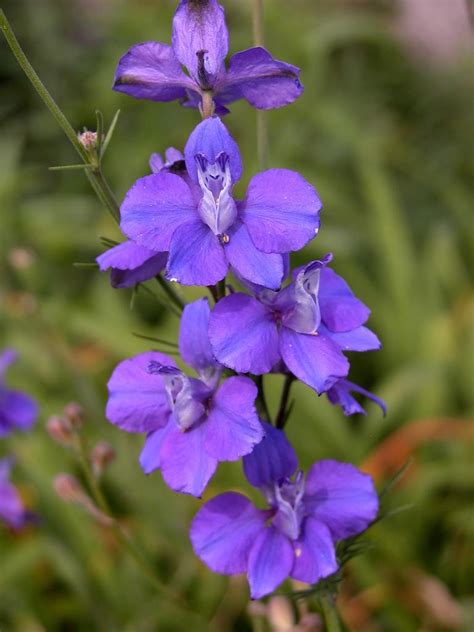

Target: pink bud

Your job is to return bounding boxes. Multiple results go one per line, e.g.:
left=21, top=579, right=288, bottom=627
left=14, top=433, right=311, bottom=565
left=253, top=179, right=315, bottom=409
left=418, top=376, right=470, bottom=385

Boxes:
left=53, top=474, right=84, bottom=503
left=91, top=441, right=115, bottom=476
left=78, top=130, right=98, bottom=150
left=63, top=402, right=84, bottom=428
left=46, top=416, right=74, bottom=445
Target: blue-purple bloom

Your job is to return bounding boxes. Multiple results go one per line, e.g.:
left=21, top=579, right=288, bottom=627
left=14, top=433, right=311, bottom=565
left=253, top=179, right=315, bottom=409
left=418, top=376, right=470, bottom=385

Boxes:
left=0, top=349, right=38, bottom=438
left=120, top=117, right=321, bottom=288
left=209, top=254, right=381, bottom=394
left=113, top=0, right=303, bottom=114
left=327, top=378, right=386, bottom=416
left=191, top=423, right=379, bottom=599
left=0, top=458, right=31, bottom=529
left=96, top=148, right=188, bottom=288
left=106, top=298, right=264, bottom=496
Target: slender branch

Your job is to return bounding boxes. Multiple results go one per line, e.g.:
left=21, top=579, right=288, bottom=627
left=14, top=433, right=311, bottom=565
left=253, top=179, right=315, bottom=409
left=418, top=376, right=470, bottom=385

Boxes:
left=252, top=0, right=269, bottom=170
left=155, top=275, right=185, bottom=311
left=0, top=10, right=120, bottom=222
left=320, top=594, right=342, bottom=632
left=255, top=375, right=271, bottom=423
left=275, top=375, right=295, bottom=429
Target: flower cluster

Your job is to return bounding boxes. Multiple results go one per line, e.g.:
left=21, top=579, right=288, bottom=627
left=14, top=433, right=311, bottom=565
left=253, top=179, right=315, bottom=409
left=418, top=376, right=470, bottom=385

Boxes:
left=103, top=0, right=384, bottom=599
left=0, top=349, right=38, bottom=528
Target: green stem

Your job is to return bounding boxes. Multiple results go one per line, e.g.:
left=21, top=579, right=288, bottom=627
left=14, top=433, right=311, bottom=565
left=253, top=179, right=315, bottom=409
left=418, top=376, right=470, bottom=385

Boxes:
left=74, top=434, right=210, bottom=630
left=275, top=375, right=295, bottom=429
left=0, top=10, right=120, bottom=222
left=255, top=375, right=271, bottom=423
left=155, top=275, right=185, bottom=311
left=252, top=0, right=269, bottom=170
left=320, top=594, right=342, bottom=632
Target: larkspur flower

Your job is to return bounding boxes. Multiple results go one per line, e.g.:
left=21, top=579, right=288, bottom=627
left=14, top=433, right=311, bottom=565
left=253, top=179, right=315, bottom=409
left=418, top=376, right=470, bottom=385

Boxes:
left=0, top=349, right=38, bottom=438
left=0, top=458, right=31, bottom=529
left=113, top=0, right=303, bottom=114
left=106, top=298, right=263, bottom=496
left=120, top=116, right=321, bottom=288
left=191, top=423, right=379, bottom=599
left=209, top=254, right=381, bottom=394
left=96, top=148, right=185, bottom=288
left=327, top=378, right=386, bottom=416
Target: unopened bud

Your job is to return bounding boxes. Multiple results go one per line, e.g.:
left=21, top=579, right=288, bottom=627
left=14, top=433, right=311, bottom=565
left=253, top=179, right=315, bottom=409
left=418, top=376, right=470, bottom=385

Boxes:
left=63, top=402, right=84, bottom=428
left=267, top=596, right=295, bottom=631
left=47, top=416, right=74, bottom=445
left=90, top=441, right=115, bottom=477
left=54, top=474, right=84, bottom=503
left=78, top=130, right=98, bottom=150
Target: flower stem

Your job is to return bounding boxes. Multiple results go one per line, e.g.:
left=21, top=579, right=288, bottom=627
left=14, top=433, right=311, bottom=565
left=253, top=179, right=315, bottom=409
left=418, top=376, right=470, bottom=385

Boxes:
left=275, top=375, right=295, bottom=429
left=252, top=0, right=269, bottom=170
left=155, top=275, right=185, bottom=311
left=0, top=10, right=120, bottom=222
left=320, top=594, right=342, bottom=632
left=255, top=375, right=271, bottom=423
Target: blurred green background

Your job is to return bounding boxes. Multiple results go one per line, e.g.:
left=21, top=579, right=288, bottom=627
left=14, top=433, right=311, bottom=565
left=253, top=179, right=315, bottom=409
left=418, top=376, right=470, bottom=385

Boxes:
left=1, top=0, right=473, bottom=630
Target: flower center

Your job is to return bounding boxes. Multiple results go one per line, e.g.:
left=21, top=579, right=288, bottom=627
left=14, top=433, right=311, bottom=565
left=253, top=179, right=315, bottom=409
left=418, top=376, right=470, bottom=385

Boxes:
left=271, top=472, right=306, bottom=540
left=195, top=152, right=237, bottom=236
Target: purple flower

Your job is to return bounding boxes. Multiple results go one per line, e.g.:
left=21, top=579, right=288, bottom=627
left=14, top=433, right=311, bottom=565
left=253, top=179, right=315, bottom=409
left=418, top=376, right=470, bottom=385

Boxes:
left=209, top=254, right=381, bottom=394
left=96, top=148, right=187, bottom=288
left=0, top=349, right=38, bottom=438
left=0, top=458, right=31, bottom=529
left=113, top=0, right=303, bottom=114
left=327, top=379, right=386, bottom=416
left=191, top=424, right=378, bottom=599
left=106, top=298, right=264, bottom=496
left=120, top=117, right=321, bottom=288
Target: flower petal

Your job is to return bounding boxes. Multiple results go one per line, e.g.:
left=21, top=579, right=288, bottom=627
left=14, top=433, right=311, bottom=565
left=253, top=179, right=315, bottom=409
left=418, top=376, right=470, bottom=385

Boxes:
left=242, top=169, right=322, bottom=253
left=204, top=377, right=262, bottom=461
left=319, top=324, right=381, bottom=352
left=159, top=422, right=218, bottom=497
left=217, top=47, right=303, bottom=110
left=110, top=253, right=168, bottom=288
left=304, top=460, right=379, bottom=540
left=0, top=349, right=17, bottom=376
left=106, top=352, right=175, bottom=433
left=184, top=117, right=242, bottom=184
left=113, top=42, right=195, bottom=101
left=139, top=421, right=175, bottom=474
left=243, top=421, right=298, bottom=488
left=319, top=268, right=370, bottom=332
left=166, top=220, right=228, bottom=286
left=291, top=518, right=338, bottom=584
left=0, top=481, right=27, bottom=529
left=209, top=293, right=280, bottom=374
left=225, top=221, right=284, bottom=290
left=248, top=527, right=293, bottom=599
left=120, top=172, right=197, bottom=252
left=172, top=0, right=228, bottom=85
left=179, top=298, right=217, bottom=372
left=279, top=328, right=349, bottom=394
left=191, top=492, right=267, bottom=574
left=0, top=390, right=38, bottom=433
left=327, top=380, right=387, bottom=416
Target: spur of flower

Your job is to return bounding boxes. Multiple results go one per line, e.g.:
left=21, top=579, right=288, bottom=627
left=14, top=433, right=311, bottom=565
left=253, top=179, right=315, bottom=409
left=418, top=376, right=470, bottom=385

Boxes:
left=209, top=253, right=381, bottom=394
left=120, top=116, right=321, bottom=288
left=106, top=298, right=263, bottom=496
left=327, top=378, right=386, bottom=416
left=113, top=0, right=303, bottom=114
left=96, top=148, right=187, bottom=288
left=191, top=423, right=379, bottom=599
left=0, top=458, right=31, bottom=529
left=0, top=349, right=38, bottom=438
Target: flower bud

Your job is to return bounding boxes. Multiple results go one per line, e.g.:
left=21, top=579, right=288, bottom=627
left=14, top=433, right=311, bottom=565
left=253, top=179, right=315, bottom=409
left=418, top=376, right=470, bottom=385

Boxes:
left=63, top=402, right=84, bottom=428
left=90, top=441, right=115, bottom=477
left=78, top=130, right=98, bottom=151
left=46, top=415, right=74, bottom=445
left=267, top=596, right=295, bottom=632
left=53, top=474, right=84, bottom=503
